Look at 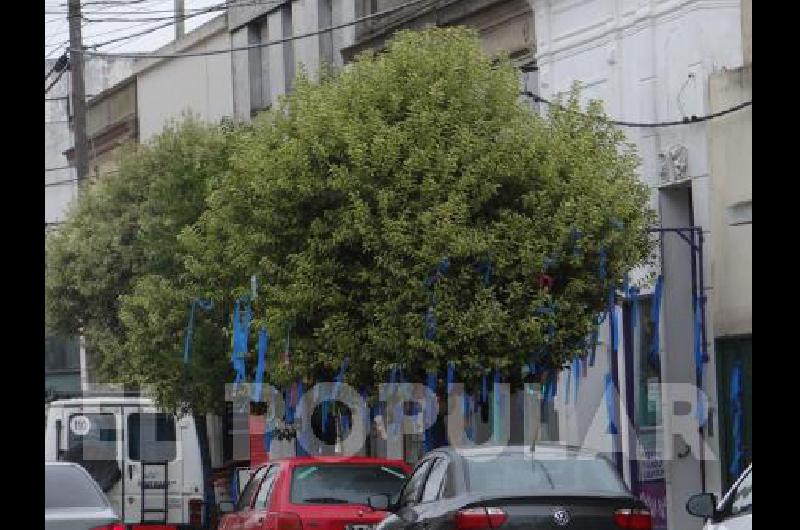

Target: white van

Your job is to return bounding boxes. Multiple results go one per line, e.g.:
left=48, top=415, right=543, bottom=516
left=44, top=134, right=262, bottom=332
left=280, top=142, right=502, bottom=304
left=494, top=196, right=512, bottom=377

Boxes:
left=44, top=395, right=206, bottom=528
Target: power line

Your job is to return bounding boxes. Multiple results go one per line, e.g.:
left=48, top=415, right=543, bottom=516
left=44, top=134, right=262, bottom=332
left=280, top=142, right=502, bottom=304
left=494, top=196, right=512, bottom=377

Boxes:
left=45, top=0, right=273, bottom=15
left=46, top=171, right=118, bottom=188
left=80, top=0, right=432, bottom=58
left=46, top=166, right=74, bottom=173
left=45, top=53, right=69, bottom=82
left=45, top=68, right=69, bottom=95
left=520, top=91, right=752, bottom=128
left=45, top=177, right=79, bottom=188
left=84, top=0, right=255, bottom=49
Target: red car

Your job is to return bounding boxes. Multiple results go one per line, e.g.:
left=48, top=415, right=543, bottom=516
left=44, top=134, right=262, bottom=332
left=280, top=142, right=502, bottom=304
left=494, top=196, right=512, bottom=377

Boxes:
left=218, top=456, right=411, bottom=530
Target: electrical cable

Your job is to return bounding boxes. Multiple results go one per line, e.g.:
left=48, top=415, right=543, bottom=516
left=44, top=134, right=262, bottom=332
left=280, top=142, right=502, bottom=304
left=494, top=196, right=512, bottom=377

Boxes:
left=79, top=0, right=433, bottom=57
left=521, top=91, right=752, bottom=128
left=84, top=1, right=266, bottom=49
left=45, top=68, right=68, bottom=96
left=45, top=53, right=69, bottom=81
left=45, top=0, right=276, bottom=16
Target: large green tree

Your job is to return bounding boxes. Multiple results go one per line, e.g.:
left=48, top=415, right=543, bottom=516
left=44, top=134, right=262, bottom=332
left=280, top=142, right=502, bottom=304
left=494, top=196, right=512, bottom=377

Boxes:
left=45, top=117, right=240, bottom=413
left=46, top=27, right=654, bottom=414
left=179, top=27, right=654, bottom=393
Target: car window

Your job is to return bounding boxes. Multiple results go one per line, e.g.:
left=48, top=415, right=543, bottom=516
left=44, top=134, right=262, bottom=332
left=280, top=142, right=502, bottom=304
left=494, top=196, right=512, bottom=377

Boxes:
left=237, top=466, right=269, bottom=511
left=45, top=465, right=108, bottom=509
left=67, top=413, right=117, bottom=461
left=127, top=413, right=177, bottom=462
left=253, top=466, right=280, bottom=509
left=463, top=454, right=628, bottom=494
left=421, top=458, right=448, bottom=503
left=290, top=464, right=407, bottom=505
left=729, top=469, right=752, bottom=517
left=399, top=459, right=433, bottom=507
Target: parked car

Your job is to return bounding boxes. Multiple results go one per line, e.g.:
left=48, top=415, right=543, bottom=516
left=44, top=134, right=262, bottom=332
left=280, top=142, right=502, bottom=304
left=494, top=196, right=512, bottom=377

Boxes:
left=370, top=443, right=652, bottom=530
left=218, top=456, right=412, bottom=530
left=45, top=461, right=122, bottom=530
left=687, top=463, right=752, bottom=530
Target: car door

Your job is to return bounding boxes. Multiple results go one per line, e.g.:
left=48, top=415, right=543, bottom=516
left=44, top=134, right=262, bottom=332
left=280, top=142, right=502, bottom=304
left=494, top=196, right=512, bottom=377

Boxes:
left=708, top=467, right=751, bottom=530
left=242, top=464, right=281, bottom=530
left=232, top=465, right=272, bottom=530
left=122, top=406, right=182, bottom=524
left=382, top=458, right=436, bottom=530
left=412, top=457, right=454, bottom=529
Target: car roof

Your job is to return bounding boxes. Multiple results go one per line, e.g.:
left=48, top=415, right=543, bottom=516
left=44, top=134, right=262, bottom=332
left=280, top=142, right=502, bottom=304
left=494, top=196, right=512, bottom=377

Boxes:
left=46, top=461, right=85, bottom=468
left=436, top=443, right=603, bottom=459
left=49, top=396, right=156, bottom=407
left=269, top=456, right=410, bottom=468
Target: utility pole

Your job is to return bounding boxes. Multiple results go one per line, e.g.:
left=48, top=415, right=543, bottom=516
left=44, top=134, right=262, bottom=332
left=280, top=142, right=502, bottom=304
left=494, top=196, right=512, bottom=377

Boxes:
left=175, top=0, right=185, bottom=40
left=67, top=0, right=89, bottom=186
left=68, top=0, right=91, bottom=395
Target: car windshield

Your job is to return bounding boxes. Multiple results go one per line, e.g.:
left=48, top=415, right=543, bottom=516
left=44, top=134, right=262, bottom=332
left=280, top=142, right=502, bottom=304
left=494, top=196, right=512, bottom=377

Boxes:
left=45, top=465, right=108, bottom=509
left=464, top=453, right=628, bottom=495
left=290, top=464, right=408, bottom=506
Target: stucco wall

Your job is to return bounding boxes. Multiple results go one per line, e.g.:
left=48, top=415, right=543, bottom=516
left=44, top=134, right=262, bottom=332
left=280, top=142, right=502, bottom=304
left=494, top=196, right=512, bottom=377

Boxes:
left=708, top=65, right=751, bottom=337
left=137, top=29, right=234, bottom=141
left=45, top=57, right=135, bottom=225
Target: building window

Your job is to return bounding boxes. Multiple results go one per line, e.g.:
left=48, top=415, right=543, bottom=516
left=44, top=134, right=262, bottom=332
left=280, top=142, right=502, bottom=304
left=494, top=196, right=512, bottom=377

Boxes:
left=282, top=4, right=295, bottom=93
left=623, top=297, right=661, bottom=428
left=319, top=0, right=334, bottom=69
left=248, top=23, right=264, bottom=113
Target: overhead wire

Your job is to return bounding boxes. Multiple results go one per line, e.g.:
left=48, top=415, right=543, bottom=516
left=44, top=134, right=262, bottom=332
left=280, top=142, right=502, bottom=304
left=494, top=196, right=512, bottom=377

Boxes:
left=520, top=91, right=752, bottom=128
left=78, top=0, right=271, bottom=50
left=79, top=0, right=435, bottom=57
left=44, top=0, right=275, bottom=15
left=45, top=68, right=69, bottom=95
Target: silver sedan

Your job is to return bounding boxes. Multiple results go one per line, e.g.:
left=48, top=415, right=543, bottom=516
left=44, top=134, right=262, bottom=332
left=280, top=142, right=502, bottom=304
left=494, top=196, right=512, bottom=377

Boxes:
left=45, top=462, right=120, bottom=530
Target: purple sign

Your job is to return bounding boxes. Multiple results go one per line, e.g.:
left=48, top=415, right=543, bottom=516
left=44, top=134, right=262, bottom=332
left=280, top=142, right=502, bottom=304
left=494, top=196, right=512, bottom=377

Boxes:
left=638, top=481, right=668, bottom=529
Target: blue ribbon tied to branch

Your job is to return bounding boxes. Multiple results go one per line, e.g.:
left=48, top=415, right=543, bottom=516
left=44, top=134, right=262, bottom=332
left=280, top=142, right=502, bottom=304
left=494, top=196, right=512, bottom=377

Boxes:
left=231, top=299, right=253, bottom=388
left=424, top=371, right=438, bottom=452
left=649, top=275, right=664, bottom=369
left=693, top=294, right=710, bottom=426
left=252, top=327, right=269, bottom=402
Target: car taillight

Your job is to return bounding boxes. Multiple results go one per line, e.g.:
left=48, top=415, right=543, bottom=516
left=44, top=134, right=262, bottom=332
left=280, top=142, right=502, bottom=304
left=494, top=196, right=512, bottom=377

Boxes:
left=90, top=524, right=124, bottom=530
left=454, top=507, right=508, bottom=529
left=276, top=512, right=303, bottom=530
left=189, top=498, right=203, bottom=527
left=614, top=508, right=652, bottom=529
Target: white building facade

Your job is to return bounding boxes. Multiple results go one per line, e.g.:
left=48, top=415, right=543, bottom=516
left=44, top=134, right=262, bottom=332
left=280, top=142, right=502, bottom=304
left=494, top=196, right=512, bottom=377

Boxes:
left=135, top=14, right=235, bottom=142
left=228, top=0, right=356, bottom=120
left=533, top=1, right=748, bottom=529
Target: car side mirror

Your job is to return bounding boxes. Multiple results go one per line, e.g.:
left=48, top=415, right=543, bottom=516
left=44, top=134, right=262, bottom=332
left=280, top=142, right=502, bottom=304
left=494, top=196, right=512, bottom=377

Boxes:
left=367, top=494, right=391, bottom=511
left=686, top=493, right=717, bottom=519
left=218, top=501, right=235, bottom=514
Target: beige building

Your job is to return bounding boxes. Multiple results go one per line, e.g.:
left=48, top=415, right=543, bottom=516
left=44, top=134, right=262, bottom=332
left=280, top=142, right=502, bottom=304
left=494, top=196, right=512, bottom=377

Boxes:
left=344, top=0, right=534, bottom=67
left=64, top=76, right=138, bottom=178
left=706, top=0, right=751, bottom=489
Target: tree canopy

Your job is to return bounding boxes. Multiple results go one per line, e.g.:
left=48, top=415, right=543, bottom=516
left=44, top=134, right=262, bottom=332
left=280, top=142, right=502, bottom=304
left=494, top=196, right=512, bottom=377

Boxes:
left=45, top=117, right=240, bottom=413
left=45, top=27, right=654, bottom=413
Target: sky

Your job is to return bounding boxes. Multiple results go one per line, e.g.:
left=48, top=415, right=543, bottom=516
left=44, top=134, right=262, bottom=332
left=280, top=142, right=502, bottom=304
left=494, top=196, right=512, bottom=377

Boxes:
left=45, top=0, right=229, bottom=58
